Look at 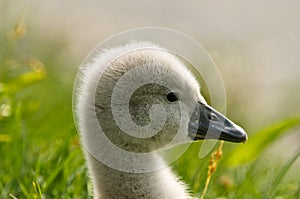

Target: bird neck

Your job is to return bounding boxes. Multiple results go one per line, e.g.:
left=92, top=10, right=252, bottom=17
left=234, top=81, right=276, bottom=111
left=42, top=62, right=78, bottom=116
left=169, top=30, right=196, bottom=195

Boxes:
left=86, top=152, right=191, bottom=199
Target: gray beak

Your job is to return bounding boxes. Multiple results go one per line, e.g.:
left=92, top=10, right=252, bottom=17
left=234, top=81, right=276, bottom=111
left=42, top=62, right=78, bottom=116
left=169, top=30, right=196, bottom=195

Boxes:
left=188, top=102, right=248, bottom=143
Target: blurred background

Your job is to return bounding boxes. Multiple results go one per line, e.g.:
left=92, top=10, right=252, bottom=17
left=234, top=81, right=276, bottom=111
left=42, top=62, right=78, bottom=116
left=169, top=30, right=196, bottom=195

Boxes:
left=1, top=0, right=300, bottom=198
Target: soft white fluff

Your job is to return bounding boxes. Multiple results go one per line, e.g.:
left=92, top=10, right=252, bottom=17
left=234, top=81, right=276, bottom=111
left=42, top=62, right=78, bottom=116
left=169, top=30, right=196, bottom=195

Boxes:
left=74, top=42, right=205, bottom=198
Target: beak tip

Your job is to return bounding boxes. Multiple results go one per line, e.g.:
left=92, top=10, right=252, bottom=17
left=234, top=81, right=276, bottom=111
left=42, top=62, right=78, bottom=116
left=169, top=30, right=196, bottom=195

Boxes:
left=229, top=125, right=248, bottom=143
left=242, top=130, right=248, bottom=143
left=236, top=126, right=248, bottom=143
left=239, top=132, right=248, bottom=143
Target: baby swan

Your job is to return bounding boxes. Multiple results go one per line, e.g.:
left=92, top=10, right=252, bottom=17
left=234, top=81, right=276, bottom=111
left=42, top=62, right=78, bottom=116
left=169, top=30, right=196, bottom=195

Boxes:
left=74, top=42, right=247, bottom=199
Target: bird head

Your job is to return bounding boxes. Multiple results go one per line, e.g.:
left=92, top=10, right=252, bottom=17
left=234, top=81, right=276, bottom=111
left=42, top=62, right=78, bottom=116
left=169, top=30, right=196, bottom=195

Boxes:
left=77, top=42, right=247, bottom=154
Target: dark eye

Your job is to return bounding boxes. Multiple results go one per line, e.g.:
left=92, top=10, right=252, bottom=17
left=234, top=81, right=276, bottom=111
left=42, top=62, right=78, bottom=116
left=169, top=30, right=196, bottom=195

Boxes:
left=166, top=92, right=179, bottom=102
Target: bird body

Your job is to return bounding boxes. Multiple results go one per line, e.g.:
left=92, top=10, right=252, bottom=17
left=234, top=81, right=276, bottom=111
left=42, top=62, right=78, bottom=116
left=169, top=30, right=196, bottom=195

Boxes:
left=74, top=41, right=247, bottom=198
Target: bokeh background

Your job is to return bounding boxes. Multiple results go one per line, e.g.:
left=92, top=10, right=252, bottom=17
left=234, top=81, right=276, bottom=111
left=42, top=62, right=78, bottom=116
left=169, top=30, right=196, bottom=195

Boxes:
left=1, top=0, right=300, bottom=198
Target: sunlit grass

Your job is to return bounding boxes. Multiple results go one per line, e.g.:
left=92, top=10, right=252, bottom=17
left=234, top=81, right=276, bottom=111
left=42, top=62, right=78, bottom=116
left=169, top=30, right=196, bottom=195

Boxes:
left=1, top=15, right=300, bottom=199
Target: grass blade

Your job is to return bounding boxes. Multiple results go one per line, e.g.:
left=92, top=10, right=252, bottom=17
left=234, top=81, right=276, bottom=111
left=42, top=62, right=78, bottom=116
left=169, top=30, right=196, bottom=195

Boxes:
left=295, top=179, right=300, bottom=199
left=270, top=147, right=300, bottom=197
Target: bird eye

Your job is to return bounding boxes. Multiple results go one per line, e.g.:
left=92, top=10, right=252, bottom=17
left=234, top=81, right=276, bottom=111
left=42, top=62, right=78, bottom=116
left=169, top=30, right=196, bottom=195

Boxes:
left=166, top=92, right=179, bottom=102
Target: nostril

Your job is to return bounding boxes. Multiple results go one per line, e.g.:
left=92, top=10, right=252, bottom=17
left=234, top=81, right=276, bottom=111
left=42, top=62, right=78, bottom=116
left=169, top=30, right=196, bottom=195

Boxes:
left=207, top=114, right=211, bottom=120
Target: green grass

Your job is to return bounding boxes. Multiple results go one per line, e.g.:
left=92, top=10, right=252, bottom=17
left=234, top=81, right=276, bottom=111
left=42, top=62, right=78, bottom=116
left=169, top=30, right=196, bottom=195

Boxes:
left=1, top=18, right=300, bottom=199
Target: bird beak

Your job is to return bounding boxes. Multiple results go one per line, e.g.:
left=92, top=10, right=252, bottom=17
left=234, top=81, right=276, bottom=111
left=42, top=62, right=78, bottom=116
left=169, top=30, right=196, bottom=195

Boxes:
left=188, top=102, right=247, bottom=143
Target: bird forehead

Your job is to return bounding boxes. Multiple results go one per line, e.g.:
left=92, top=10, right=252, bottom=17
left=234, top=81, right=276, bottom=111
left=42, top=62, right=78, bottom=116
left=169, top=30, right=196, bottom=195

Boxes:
left=112, top=49, right=197, bottom=87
